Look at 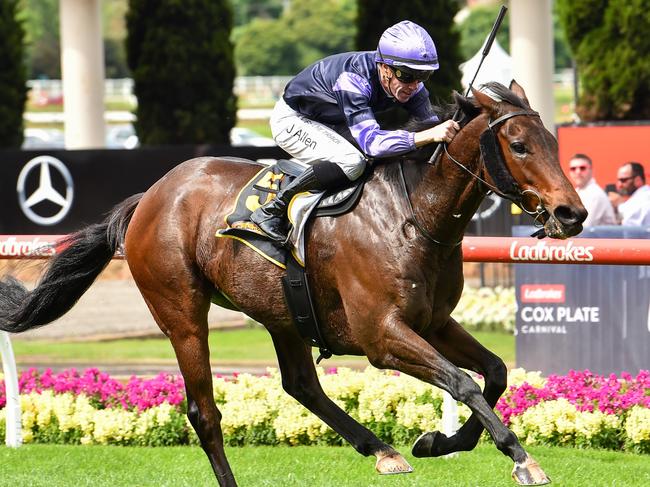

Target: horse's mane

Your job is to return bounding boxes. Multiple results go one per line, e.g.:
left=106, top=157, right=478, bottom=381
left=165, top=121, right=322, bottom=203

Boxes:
left=399, top=82, right=528, bottom=162
left=480, top=81, right=529, bottom=110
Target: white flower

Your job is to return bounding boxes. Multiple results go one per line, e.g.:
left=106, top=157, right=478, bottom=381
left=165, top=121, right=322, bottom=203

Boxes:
left=625, top=406, right=650, bottom=444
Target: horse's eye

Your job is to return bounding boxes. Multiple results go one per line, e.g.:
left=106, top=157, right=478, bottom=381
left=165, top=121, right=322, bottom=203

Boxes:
left=510, top=142, right=526, bottom=154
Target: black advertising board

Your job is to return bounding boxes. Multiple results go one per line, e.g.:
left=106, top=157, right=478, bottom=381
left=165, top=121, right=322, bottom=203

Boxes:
left=514, top=226, right=650, bottom=375
left=0, top=146, right=287, bottom=234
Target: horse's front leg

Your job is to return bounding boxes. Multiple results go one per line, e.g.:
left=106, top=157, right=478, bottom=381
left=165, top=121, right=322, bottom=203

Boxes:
left=412, top=316, right=507, bottom=457
left=365, top=313, right=550, bottom=486
left=268, top=327, right=412, bottom=475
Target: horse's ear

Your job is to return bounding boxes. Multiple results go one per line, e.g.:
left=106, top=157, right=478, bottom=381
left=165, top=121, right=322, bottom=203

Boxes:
left=453, top=91, right=481, bottom=119
left=509, top=80, right=531, bottom=106
left=471, top=87, right=498, bottom=113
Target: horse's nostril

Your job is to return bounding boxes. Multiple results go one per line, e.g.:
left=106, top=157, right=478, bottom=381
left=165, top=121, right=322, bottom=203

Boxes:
left=554, top=205, right=587, bottom=226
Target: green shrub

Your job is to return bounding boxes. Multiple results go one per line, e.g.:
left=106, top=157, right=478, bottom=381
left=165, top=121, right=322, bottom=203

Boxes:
left=0, top=0, right=28, bottom=148
left=556, top=0, right=650, bottom=120
left=126, top=0, right=237, bottom=144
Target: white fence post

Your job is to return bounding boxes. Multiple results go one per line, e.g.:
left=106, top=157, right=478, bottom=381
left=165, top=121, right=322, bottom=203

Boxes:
left=0, top=331, right=22, bottom=447
left=442, top=391, right=459, bottom=459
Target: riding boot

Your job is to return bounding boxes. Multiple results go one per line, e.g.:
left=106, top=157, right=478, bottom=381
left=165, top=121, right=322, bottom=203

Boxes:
left=251, top=166, right=323, bottom=243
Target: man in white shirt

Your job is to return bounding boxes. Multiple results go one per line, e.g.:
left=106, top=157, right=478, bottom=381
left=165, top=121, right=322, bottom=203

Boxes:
left=568, top=154, right=617, bottom=227
left=616, top=161, right=650, bottom=226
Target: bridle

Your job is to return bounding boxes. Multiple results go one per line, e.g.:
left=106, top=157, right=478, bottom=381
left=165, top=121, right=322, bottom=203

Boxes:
left=399, top=108, right=549, bottom=246
left=444, top=109, right=548, bottom=227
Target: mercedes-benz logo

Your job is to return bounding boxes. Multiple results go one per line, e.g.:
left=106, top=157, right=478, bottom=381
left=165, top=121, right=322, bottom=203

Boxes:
left=17, top=156, right=74, bottom=226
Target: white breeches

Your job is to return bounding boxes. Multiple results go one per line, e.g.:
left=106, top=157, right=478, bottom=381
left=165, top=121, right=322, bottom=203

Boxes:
left=269, top=98, right=367, bottom=181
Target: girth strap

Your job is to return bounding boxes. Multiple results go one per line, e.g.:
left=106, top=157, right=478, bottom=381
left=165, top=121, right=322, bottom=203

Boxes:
left=281, top=255, right=333, bottom=363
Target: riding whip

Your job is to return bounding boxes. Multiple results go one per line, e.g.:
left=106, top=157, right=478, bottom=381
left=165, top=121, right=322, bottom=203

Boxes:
left=428, top=4, right=508, bottom=164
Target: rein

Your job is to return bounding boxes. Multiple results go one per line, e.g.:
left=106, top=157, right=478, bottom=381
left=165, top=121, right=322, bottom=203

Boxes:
left=400, top=108, right=547, bottom=245
left=443, top=109, right=548, bottom=227
left=397, top=160, right=462, bottom=247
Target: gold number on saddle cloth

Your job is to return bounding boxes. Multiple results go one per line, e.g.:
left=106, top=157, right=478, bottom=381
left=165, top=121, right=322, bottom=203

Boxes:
left=245, top=172, right=284, bottom=212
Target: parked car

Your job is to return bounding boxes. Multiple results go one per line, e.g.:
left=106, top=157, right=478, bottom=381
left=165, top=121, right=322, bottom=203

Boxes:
left=105, top=125, right=275, bottom=149
left=22, top=128, right=65, bottom=149
left=22, top=125, right=276, bottom=150
left=106, top=124, right=139, bottom=149
left=230, top=127, right=276, bottom=147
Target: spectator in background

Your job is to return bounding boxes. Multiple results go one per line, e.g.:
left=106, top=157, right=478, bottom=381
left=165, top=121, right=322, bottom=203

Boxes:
left=568, top=154, right=617, bottom=226
left=603, top=183, right=623, bottom=223
left=616, top=161, right=650, bottom=226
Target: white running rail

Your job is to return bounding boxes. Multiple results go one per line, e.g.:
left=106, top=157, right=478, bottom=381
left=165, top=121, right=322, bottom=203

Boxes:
left=1, top=331, right=22, bottom=447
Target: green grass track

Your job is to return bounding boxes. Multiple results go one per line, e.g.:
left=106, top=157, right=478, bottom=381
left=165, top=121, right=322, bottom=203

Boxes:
left=10, top=328, right=514, bottom=368
left=0, top=443, right=647, bottom=486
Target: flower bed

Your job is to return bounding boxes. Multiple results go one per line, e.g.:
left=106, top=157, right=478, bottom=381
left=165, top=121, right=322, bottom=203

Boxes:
left=452, top=286, right=515, bottom=333
left=499, top=369, right=650, bottom=453
left=1, top=367, right=648, bottom=453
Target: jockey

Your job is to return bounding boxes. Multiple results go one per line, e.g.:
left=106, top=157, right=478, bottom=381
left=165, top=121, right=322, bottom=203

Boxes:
left=251, top=20, right=460, bottom=243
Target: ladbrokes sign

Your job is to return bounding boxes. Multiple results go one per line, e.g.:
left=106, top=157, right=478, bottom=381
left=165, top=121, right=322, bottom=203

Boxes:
left=520, top=284, right=565, bottom=303
left=0, top=236, right=58, bottom=257
left=509, top=240, right=595, bottom=262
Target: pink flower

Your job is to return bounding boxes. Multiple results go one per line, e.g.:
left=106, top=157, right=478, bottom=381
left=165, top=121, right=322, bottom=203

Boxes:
left=4, top=368, right=187, bottom=412
left=497, top=369, right=650, bottom=425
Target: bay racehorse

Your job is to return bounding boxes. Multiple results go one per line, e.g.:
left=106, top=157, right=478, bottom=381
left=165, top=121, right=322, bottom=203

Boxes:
left=0, top=81, right=586, bottom=486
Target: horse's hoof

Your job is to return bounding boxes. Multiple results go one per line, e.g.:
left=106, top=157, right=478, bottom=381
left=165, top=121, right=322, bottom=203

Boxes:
left=412, top=431, right=446, bottom=458
left=511, top=455, right=551, bottom=485
left=375, top=452, right=413, bottom=475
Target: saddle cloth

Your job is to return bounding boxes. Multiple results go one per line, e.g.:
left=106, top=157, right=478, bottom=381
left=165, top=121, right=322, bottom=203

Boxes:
left=216, top=159, right=362, bottom=268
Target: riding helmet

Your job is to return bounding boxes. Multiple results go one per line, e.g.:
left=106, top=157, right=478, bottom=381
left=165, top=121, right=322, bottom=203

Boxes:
left=375, top=20, right=439, bottom=73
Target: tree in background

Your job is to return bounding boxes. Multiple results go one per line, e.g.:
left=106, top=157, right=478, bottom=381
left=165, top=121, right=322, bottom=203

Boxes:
left=231, top=0, right=284, bottom=27
left=103, top=0, right=130, bottom=78
left=126, top=0, right=236, bottom=145
left=284, top=0, right=356, bottom=70
left=21, top=0, right=60, bottom=79
left=458, top=3, right=509, bottom=63
left=235, top=0, right=355, bottom=76
left=21, top=0, right=130, bottom=80
left=356, top=0, right=462, bottom=104
left=557, top=0, right=650, bottom=121
left=0, top=0, right=28, bottom=148
left=235, top=18, right=300, bottom=76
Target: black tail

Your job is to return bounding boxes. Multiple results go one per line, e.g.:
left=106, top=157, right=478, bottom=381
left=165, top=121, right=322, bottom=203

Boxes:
left=0, top=193, right=143, bottom=333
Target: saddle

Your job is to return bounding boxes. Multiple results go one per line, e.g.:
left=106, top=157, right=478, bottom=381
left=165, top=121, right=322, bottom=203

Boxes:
left=216, top=159, right=367, bottom=361
left=216, top=159, right=365, bottom=267
left=277, top=159, right=363, bottom=217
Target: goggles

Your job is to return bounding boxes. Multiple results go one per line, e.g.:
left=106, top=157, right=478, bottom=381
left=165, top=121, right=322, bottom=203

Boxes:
left=389, top=65, right=431, bottom=83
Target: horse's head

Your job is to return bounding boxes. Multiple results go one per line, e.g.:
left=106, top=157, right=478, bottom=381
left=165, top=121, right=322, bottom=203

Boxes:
left=466, top=81, right=587, bottom=239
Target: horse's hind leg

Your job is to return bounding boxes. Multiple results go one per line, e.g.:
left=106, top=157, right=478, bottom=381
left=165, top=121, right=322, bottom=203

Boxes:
left=413, top=317, right=507, bottom=457
left=366, top=315, right=549, bottom=485
left=133, top=271, right=236, bottom=486
left=269, top=328, right=412, bottom=475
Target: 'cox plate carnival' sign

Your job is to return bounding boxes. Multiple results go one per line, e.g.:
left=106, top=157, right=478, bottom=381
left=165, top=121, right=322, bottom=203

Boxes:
left=512, top=227, right=650, bottom=375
